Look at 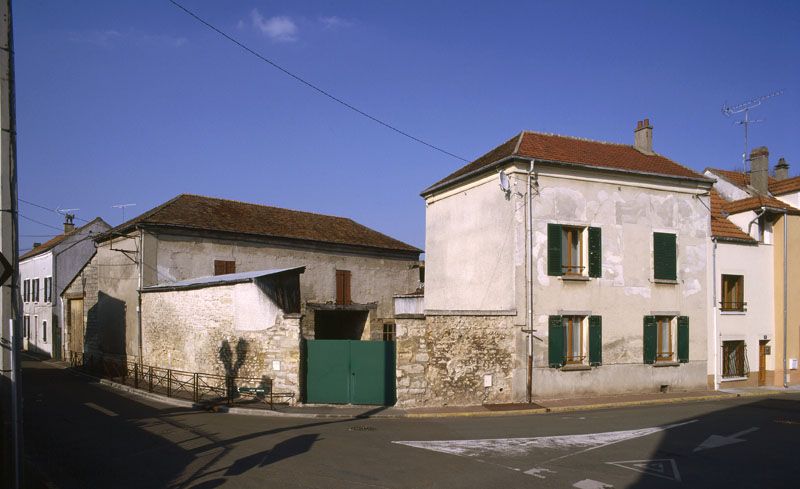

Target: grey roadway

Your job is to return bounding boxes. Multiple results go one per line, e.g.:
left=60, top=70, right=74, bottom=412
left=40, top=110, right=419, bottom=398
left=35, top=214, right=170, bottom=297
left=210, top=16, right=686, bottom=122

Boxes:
left=22, top=356, right=800, bottom=488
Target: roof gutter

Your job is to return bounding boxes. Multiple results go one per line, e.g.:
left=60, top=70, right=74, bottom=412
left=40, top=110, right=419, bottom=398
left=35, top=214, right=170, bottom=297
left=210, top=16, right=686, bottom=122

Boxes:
left=422, top=156, right=715, bottom=197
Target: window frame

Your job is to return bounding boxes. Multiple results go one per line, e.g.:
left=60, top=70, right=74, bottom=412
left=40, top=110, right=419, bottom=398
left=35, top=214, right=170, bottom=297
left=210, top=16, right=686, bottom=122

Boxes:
left=720, top=274, right=745, bottom=312
left=214, top=260, right=236, bottom=276
left=656, top=316, right=675, bottom=362
left=44, top=276, right=52, bottom=303
left=563, top=315, right=586, bottom=365
left=23, top=279, right=29, bottom=302
left=382, top=322, right=395, bottom=342
left=722, top=340, right=747, bottom=378
left=653, top=232, right=677, bottom=281
left=32, top=278, right=40, bottom=302
left=561, top=226, right=585, bottom=276
left=23, top=315, right=30, bottom=337
left=335, top=269, right=352, bottom=305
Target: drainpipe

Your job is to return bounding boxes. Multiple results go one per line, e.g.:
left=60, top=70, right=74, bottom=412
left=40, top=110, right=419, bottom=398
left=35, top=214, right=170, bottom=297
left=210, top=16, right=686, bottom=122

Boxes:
left=527, top=159, right=535, bottom=403
left=712, top=238, right=719, bottom=390
left=137, top=228, right=144, bottom=366
left=783, top=210, right=788, bottom=388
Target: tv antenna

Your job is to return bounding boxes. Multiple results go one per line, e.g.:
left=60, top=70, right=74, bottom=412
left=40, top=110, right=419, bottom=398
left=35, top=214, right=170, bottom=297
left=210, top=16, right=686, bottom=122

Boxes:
left=722, top=90, right=782, bottom=170
left=112, top=203, right=136, bottom=222
left=56, top=207, right=79, bottom=216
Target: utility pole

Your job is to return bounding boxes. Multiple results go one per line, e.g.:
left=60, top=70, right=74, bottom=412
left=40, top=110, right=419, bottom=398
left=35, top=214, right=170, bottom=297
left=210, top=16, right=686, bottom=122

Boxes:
left=0, top=1, right=21, bottom=488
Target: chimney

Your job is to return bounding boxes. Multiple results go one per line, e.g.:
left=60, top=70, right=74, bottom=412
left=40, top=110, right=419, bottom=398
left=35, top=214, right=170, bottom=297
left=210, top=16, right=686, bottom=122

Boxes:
left=775, top=157, right=790, bottom=180
left=32, top=242, right=41, bottom=248
left=749, top=146, right=769, bottom=195
left=634, top=118, right=653, bottom=154
left=63, top=213, right=75, bottom=234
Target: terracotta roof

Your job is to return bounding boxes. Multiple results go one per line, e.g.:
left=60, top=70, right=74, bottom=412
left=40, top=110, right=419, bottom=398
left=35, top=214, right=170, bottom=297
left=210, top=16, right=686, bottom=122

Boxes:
left=424, top=131, right=711, bottom=194
left=97, top=194, right=422, bottom=254
left=770, top=175, right=800, bottom=196
left=709, top=190, right=756, bottom=243
left=724, top=194, right=800, bottom=216
left=20, top=217, right=108, bottom=261
left=705, top=168, right=800, bottom=196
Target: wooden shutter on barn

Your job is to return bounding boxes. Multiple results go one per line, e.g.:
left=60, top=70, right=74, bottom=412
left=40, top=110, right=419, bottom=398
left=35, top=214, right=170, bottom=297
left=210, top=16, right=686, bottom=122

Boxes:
left=547, top=224, right=563, bottom=276
left=653, top=233, right=677, bottom=280
left=336, top=270, right=352, bottom=305
left=588, top=227, right=602, bottom=278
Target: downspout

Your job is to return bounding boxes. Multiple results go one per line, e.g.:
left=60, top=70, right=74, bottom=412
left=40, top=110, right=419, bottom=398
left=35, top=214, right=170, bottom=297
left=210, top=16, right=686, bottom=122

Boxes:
left=783, top=210, right=788, bottom=388
left=712, top=238, right=719, bottom=390
left=527, top=159, right=535, bottom=403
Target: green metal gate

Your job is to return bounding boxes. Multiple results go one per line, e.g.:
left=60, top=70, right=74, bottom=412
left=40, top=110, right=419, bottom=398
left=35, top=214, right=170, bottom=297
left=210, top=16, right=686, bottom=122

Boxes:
left=305, top=340, right=395, bottom=405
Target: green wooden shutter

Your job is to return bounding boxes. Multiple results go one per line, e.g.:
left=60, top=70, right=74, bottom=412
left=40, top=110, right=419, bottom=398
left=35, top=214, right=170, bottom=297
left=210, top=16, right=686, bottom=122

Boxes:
left=677, top=316, right=689, bottom=363
left=589, top=315, right=602, bottom=366
left=547, top=224, right=563, bottom=276
left=643, top=316, right=657, bottom=364
left=653, top=233, right=677, bottom=280
left=548, top=315, right=564, bottom=368
left=588, top=227, right=602, bottom=278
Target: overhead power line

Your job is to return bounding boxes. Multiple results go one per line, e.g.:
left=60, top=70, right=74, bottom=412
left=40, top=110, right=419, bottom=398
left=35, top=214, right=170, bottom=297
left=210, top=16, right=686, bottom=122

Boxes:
left=19, top=198, right=90, bottom=223
left=168, top=0, right=469, bottom=163
left=19, top=214, right=63, bottom=232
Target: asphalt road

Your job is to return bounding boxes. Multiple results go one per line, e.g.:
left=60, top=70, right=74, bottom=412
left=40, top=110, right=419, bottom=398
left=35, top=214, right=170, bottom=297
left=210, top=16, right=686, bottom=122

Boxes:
left=22, top=356, right=800, bottom=488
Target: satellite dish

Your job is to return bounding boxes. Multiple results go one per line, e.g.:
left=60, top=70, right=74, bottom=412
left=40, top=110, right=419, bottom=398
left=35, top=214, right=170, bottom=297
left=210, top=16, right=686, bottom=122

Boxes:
left=499, top=171, right=510, bottom=192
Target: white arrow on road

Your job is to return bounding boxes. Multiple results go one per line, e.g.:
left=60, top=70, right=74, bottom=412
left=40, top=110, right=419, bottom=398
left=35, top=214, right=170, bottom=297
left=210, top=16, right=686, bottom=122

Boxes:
left=693, top=427, right=758, bottom=452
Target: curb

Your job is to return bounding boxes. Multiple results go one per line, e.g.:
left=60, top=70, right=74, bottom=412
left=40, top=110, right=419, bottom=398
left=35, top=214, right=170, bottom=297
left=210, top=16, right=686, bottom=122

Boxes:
left=50, top=358, right=795, bottom=420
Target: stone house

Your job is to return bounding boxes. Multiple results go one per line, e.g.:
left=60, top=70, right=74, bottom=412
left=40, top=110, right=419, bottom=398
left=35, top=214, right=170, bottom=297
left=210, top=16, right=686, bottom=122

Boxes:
left=19, top=215, right=109, bottom=358
left=396, top=120, right=714, bottom=407
left=62, top=194, right=421, bottom=376
left=705, top=149, right=800, bottom=388
left=140, top=267, right=305, bottom=398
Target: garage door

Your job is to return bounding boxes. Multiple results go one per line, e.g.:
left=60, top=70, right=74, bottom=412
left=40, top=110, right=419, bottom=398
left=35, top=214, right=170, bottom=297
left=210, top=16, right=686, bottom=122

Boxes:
left=305, top=340, right=395, bottom=405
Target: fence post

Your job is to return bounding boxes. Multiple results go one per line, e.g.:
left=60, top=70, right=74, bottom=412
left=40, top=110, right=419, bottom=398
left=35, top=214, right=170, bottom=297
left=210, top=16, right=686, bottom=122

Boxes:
left=193, top=373, right=199, bottom=403
left=134, top=363, right=139, bottom=389
left=167, top=369, right=172, bottom=397
left=148, top=366, right=153, bottom=392
left=226, top=375, right=233, bottom=405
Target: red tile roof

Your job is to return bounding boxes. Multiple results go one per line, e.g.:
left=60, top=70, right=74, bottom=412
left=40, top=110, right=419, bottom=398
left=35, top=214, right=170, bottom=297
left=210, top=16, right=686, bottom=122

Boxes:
left=724, top=194, right=800, bottom=216
left=424, top=131, right=711, bottom=194
left=709, top=191, right=756, bottom=243
left=20, top=217, right=108, bottom=261
left=97, top=194, right=421, bottom=254
left=705, top=168, right=800, bottom=196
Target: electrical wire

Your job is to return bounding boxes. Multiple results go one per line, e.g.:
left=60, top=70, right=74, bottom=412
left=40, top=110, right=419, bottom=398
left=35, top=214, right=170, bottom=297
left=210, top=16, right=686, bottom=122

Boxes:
left=19, top=198, right=90, bottom=222
left=168, top=0, right=469, bottom=163
left=19, top=214, right=63, bottom=232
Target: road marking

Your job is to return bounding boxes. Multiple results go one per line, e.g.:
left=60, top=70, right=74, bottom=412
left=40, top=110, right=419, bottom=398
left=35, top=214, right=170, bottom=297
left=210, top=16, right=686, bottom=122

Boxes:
left=524, top=467, right=556, bottom=478
left=606, top=459, right=681, bottom=482
left=84, top=402, right=118, bottom=417
left=394, top=420, right=697, bottom=461
left=573, top=479, right=614, bottom=489
left=693, top=427, right=758, bottom=452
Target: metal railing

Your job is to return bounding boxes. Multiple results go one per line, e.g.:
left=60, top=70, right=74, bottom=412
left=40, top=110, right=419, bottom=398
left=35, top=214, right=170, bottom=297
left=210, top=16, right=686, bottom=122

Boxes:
left=68, top=351, right=294, bottom=408
left=720, top=301, right=747, bottom=312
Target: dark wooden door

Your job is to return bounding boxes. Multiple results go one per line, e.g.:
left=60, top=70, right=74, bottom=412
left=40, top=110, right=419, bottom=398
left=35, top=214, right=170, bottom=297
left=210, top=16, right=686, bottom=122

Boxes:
left=758, top=341, right=767, bottom=386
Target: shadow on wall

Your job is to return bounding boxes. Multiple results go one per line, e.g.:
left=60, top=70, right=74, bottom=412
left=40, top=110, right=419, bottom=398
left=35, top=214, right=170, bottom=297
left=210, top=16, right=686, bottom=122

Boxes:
left=219, top=338, right=249, bottom=398
left=85, top=291, right=127, bottom=359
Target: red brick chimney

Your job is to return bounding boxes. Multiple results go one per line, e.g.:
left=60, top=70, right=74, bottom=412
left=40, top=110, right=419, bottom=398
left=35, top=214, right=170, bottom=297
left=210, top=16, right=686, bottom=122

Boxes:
left=634, top=119, right=653, bottom=154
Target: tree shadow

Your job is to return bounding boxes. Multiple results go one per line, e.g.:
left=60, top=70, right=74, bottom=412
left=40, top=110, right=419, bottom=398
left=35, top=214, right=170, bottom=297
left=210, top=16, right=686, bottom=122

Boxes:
left=219, top=338, right=248, bottom=399
left=224, top=433, right=319, bottom=476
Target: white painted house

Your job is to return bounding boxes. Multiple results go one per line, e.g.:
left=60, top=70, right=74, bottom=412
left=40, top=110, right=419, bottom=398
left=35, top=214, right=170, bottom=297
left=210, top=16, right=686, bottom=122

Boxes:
left=19, top=216, right=110, bottom=358
left=395, top=120, right=714, bottom=407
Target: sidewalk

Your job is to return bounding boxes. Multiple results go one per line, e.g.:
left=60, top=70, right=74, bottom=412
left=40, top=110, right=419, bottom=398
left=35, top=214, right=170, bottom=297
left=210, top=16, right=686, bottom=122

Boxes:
left=39, top=355, right=799, bottom=419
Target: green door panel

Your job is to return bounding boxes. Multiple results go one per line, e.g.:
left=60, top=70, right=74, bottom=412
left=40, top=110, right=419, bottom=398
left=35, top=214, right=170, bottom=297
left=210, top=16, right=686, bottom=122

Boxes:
left=351, top=341, right=395, bottom=405
left=305, top=340, right=395, bottom=405
left=306, top=340, right=351, bottom=404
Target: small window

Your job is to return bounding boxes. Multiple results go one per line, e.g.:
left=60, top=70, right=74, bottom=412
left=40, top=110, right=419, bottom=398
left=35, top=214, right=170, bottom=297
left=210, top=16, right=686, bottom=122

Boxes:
left=214, top=260, right=236, bottom=276
left=653, top=232, right=677, bottom=281
left=382, top=322, right=395, bottom=342
left=548, top=224, right=602, bottom=277
left=722, top=340, right=748, bottom=378
left=721, top=275, right=745, bottom=311
left=656, top=317, right=674, bottom=362
left=23, top=279, right=29, bottom=303
left=32, top=278, right=40, bottom=302
left=43, top=320, right=47, bottom=343
left=335, top=270, right=352, bottom=305
left=563, top=316, right=585, bottom=364
left=23, top=315, right=30, bottom=337
left=44, top=277, right=52, bottom=303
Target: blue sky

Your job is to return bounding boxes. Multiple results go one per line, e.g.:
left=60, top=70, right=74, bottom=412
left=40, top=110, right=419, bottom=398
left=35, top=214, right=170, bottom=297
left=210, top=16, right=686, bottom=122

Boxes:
left=14, top=1, right=800, bottom=253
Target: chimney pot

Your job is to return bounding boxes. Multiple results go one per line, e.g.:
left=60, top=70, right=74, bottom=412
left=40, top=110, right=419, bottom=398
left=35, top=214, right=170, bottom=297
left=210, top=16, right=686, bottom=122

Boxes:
left=32, top=242, right=41, bottom=248
left=749, top=146, right=769, bottom=195
left=64, top=213, right=75, bottom=234
left=634, top=118, right=653, bottom=154
left=775, top=157, right=790, bottom=180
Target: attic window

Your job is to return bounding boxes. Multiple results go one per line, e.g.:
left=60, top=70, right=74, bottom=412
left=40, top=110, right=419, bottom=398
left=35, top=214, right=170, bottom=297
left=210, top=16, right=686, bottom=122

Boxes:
left=214, top=260, right=235, bottom=276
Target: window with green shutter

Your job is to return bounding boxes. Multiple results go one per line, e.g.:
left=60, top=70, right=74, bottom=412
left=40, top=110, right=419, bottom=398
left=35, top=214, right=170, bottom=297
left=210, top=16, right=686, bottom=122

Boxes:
left=589, top=316, right=602, bottom=365
left=548, top=315, right=564, bottom=367
left=643, top=316, right=657, bottom=364
left=677, top=316, right=689, bottom=363
left=588, top=227, right=602, bottom=278
left=547, top=224, right=563, bottom=276
left=653, top=232, right=677, bottom=280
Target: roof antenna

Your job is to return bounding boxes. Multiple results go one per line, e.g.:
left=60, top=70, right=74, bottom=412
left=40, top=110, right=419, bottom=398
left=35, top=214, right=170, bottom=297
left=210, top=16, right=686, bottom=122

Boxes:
left=722, top=90, right=782, bottom=172
left=112, top=203, right=136, bottom=223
